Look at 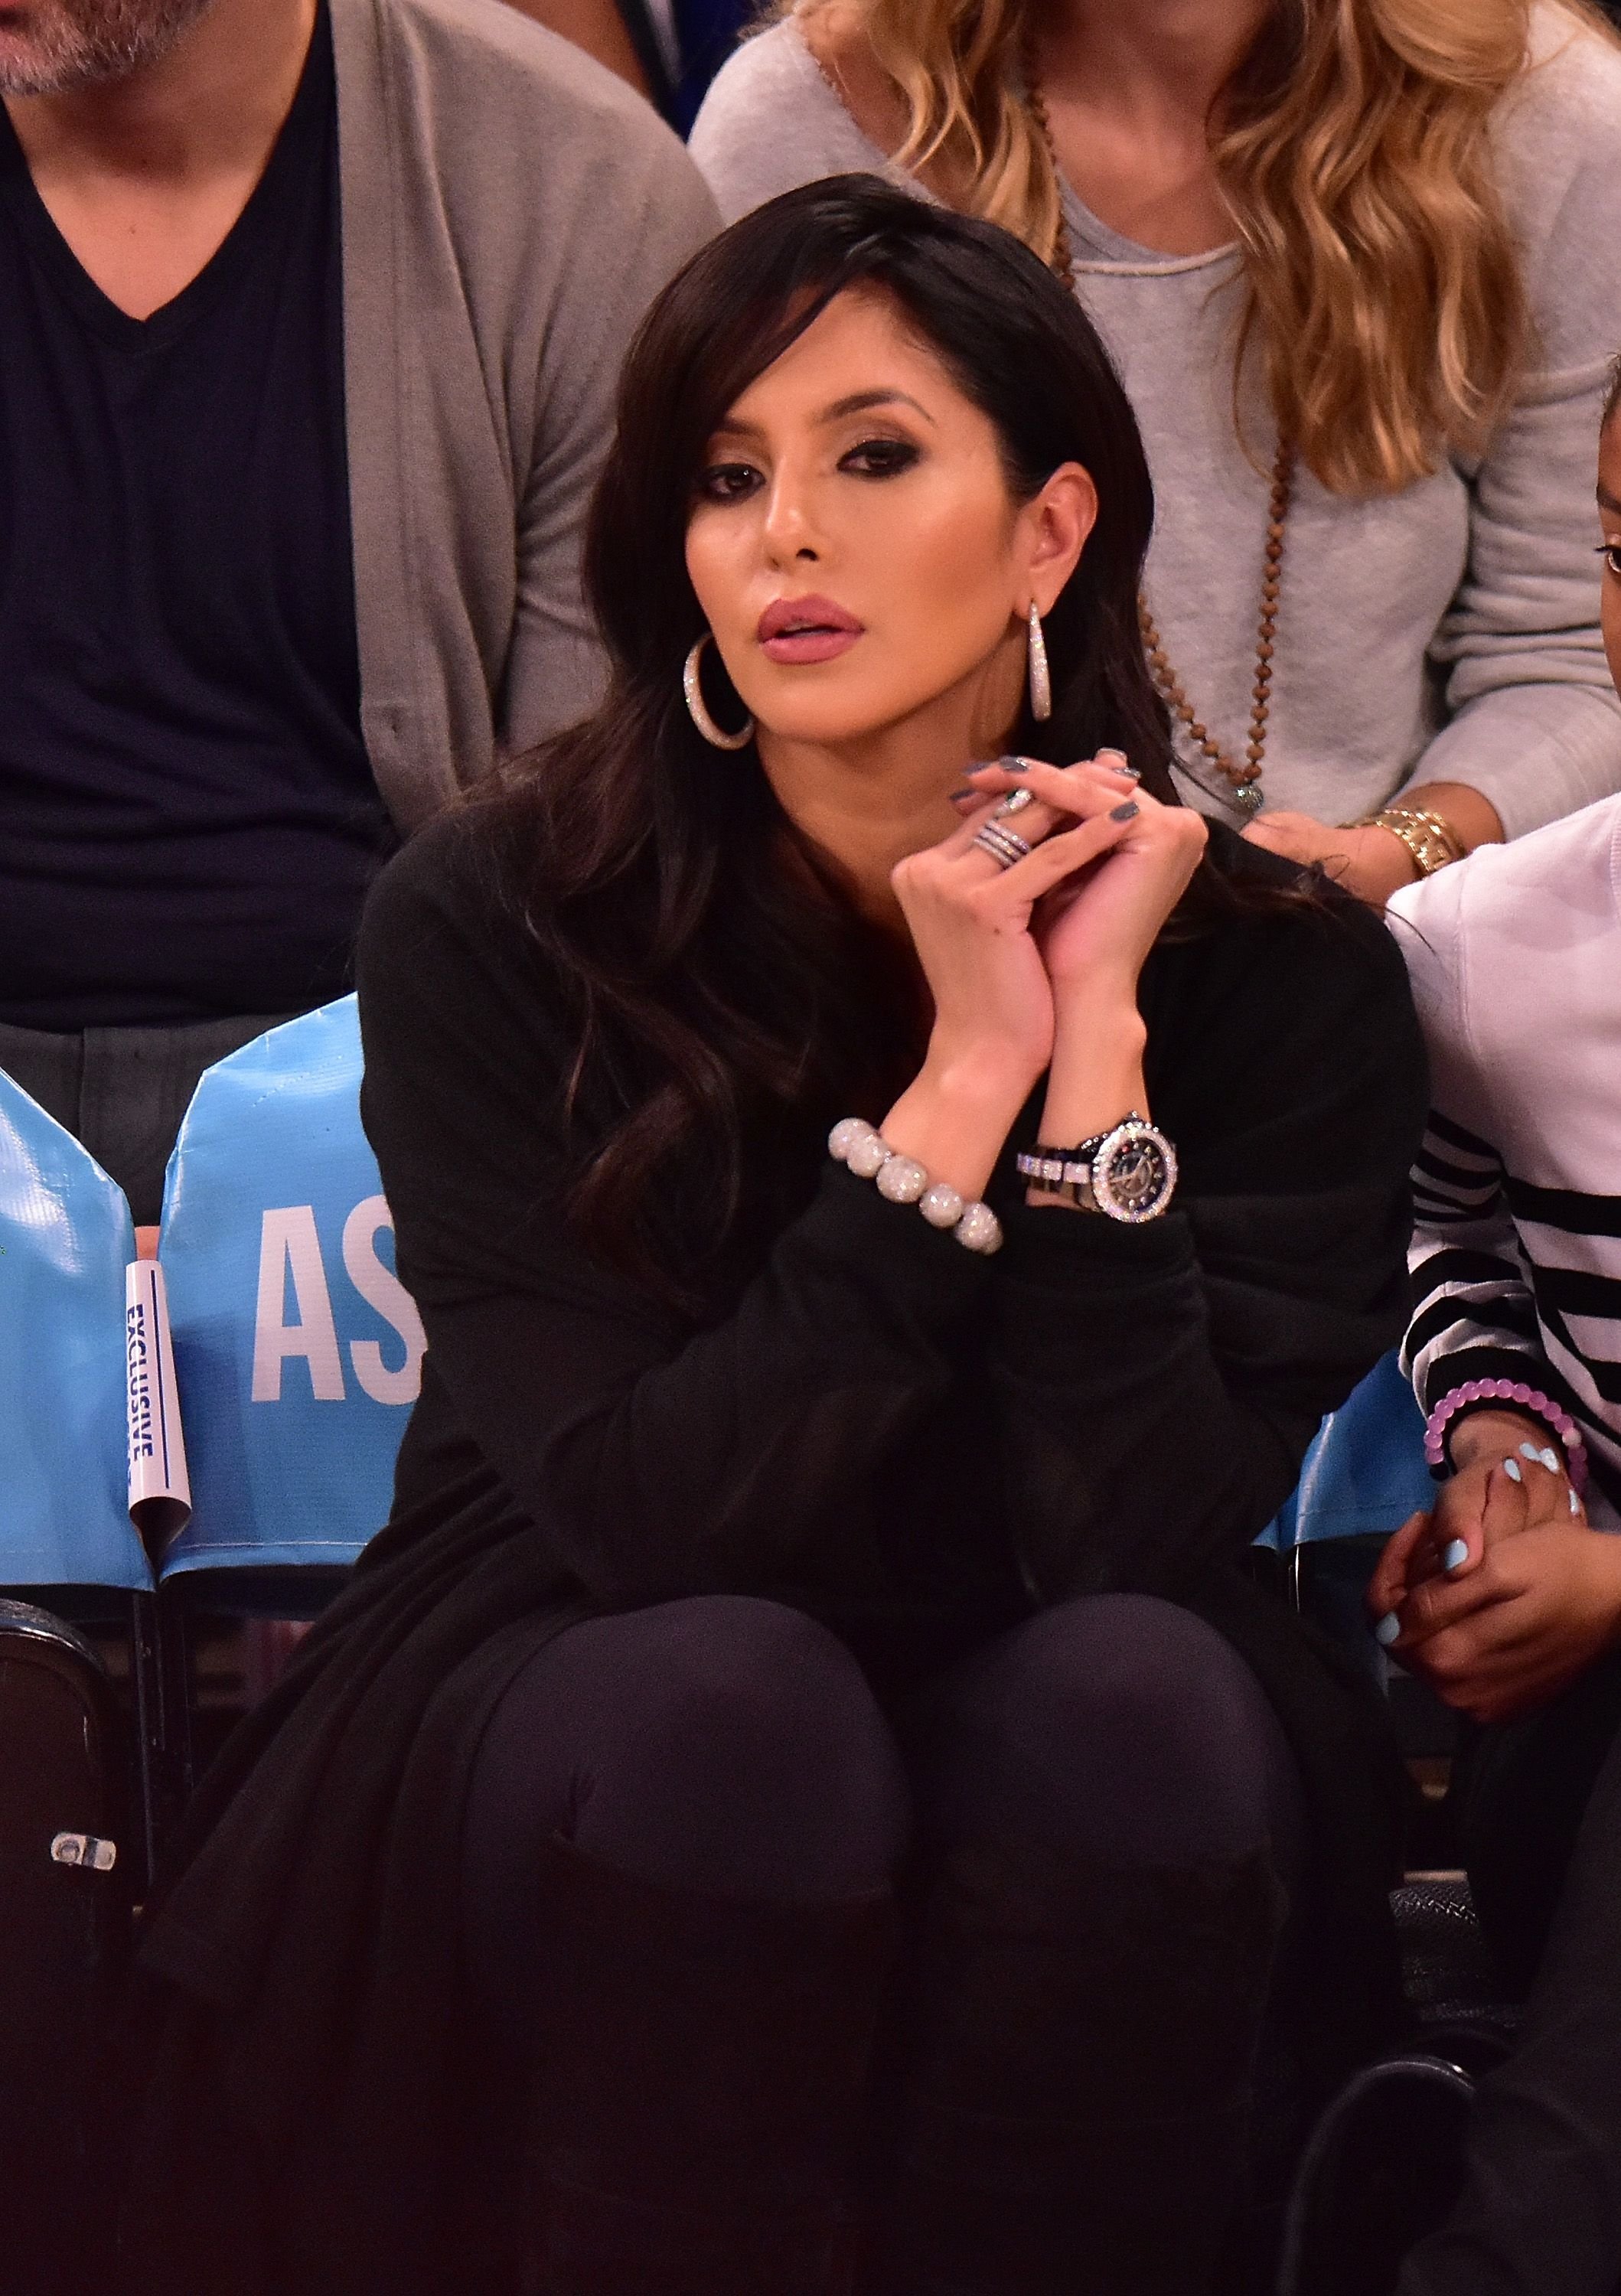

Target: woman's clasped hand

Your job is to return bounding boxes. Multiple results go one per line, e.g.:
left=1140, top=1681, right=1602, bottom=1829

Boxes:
left=896, top=752, right=1205, bottom=1078
left=881, top=752, right=1206, bottom=1202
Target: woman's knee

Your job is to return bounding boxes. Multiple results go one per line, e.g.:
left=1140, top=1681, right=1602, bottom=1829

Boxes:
left=468, top=1596, right=910, bottom=1903
left=913, top=1593, right=1301, bottom=1869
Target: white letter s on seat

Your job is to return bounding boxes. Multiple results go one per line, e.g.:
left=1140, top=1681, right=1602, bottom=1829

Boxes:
left=342, top=1195, right=426, bottom=1407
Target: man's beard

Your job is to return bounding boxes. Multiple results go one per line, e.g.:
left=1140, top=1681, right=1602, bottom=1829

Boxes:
left=0, top=0, right=220, bottom=95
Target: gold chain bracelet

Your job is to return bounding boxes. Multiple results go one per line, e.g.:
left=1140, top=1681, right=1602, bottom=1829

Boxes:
left=1354, top=806, right=1465, bottom=881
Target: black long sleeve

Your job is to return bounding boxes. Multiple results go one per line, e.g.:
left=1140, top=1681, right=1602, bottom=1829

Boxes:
left=357, top=815, right=1427, bottom=1611
left=990, top=890, right=1427, bottom=1596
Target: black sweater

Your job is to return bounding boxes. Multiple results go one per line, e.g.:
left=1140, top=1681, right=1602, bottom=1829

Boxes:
left=114, top=810, right=1429, bottom=2296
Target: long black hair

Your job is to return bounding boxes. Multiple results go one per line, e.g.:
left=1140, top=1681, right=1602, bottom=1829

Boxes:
left=484, top=175, right=1290, bottom=1297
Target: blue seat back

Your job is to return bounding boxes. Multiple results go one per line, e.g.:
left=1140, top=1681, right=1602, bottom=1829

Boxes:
left=157, top=998, right=422, bottom=1579
left=1278, top=1349, right=1434, bottom=1548
left=0, top=1070, right=149, bottom=1591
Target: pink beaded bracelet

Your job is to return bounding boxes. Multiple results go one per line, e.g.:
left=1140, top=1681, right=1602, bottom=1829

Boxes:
left=1424, top=1377, right=1589, bottom=1495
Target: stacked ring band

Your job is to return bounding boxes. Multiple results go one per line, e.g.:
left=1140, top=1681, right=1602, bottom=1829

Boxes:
left=973, top=821, right=1031, bottom=869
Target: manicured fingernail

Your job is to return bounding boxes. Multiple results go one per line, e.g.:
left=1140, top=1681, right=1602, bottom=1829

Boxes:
left=996, top=788, right=1036, bottom=817
left=1570, top=1487, right=1583, bottom=1515
left=970, top=755, right=1028, bottom=775
left=1539, top=1448, right=1560, bottom=1473
left=1443, top=1538, right=1469, bottom=1572
left=1375, top=1613, right=1402, bottom=1648
left=947, top=785, right=980, bottom=802
left=1518, top=1443, right=1541, bottom=1463
left=1108, top=800, right=1139, bottom=822
left=1503, top=1457, right=1522, bottom=1483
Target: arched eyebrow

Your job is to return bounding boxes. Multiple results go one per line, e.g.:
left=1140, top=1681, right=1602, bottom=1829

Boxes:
left=817, top=388, right=936, bottom=426
left=709, top=387, right=937, bottom=442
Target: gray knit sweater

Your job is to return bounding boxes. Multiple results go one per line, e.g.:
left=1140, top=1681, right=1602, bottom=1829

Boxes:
left=332, top=0, right=718, bottom=828
left=691, top=10, right=1621, bottom=838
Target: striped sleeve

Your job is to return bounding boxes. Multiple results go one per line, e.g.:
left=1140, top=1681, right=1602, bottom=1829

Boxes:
left=1401, top=1106, right=1551, bottom=1415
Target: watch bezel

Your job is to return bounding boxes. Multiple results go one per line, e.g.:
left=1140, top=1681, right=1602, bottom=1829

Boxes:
left=1090, top=1120, right=1178, bottom=1224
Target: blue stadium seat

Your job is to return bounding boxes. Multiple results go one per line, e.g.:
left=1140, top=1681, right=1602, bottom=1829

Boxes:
left=1283, top=1350, right=1434, bottom=1550
left=156, top=995, right=420, bottom=1595
left=0, top=1066, right=149, bottom=1597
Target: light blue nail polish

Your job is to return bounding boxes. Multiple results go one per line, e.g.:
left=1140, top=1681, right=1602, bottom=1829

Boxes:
left=1503, top=1457, right=1522, bottom=1483
left=1540, top=1447, right=1560, bottom=1473
left=1443, top=1538, right=1469, bottom=1572
left=1375, top=1613, right=1402, bottom=1648
left=1519, top=1443, right=1541, bottom=1463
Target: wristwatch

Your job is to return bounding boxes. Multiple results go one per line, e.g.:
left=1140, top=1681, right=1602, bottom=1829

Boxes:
left=1016, top=1115, right=1179, bottom=1224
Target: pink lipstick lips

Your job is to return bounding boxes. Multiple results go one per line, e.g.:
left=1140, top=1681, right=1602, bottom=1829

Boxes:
left=757, top=594, right=864, bottom=665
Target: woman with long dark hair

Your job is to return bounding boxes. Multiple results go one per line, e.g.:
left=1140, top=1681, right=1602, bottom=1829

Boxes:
left=114, top=179, right=1426, bottom=2296
left=692, top=0, right=1621, bottom=902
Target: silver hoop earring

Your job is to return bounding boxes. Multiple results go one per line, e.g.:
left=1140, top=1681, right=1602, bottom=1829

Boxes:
left=683, top=634, right=754, bottom=751
left=1026, top=602, right=1052, bottom=722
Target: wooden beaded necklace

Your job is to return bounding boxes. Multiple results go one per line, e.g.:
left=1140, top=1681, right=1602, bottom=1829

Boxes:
left=1026, top=64, right=1293, bottom=816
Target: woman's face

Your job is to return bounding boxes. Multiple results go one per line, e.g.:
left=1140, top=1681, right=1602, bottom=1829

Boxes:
left=684, top=289, right=1094, bottom=755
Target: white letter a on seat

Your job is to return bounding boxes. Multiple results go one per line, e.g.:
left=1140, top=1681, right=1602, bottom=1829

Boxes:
left=251, top=1206, right=347, bottom=1403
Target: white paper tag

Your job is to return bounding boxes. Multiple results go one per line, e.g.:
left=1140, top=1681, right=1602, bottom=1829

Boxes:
left=126, top=1261, right=191, bottom=1549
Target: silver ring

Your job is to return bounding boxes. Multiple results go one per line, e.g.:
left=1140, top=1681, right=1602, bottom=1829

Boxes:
left=994, top=788, right=1036, bottom=818
left=973, top=822, right=1031, bottom=869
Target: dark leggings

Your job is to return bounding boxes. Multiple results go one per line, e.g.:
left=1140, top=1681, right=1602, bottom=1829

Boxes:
left=461, top=1590, right=1303, bottom=2023
left=1400, top=1650, right=1621, bottom=2296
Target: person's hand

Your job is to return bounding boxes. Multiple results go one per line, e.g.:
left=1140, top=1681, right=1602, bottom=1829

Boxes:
left=1373, top=1522, right=1621, bottom=1725
left=1241, top=811, right=1415, bottom=905
left=879, top=755, right=1150, bottom=1198
left=955, top=752, right=1208, bottom=1009
left=1368, top=1411, right=1584, bottom=1636
left=943, top=753, right=1205, bottom=1157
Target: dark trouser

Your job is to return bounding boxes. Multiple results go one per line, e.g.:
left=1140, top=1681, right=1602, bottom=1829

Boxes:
left=1400, top=1652, right=1621, bottom=2296
left=0, top=1012, right=292, bottom=1225
left=459, top=1592, right=1306, bottom=2294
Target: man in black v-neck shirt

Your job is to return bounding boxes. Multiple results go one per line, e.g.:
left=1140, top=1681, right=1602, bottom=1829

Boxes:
left=0, top=3, right=381, bottom=1181
left=0, top=0, right=717, bottom=1225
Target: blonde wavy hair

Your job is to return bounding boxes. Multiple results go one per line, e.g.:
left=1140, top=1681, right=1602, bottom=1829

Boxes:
left=796, top=0, right=1616, bottom=496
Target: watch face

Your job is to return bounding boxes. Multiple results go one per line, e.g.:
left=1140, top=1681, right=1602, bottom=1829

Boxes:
left=1093, top=1123, right=1177, bottom=1222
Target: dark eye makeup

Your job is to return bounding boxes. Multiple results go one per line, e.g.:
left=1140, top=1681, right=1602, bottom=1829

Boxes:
left=696, top=461, right=764, bottom=504
left=1597, top=543, right=1621, bottom=579
left=695, top=434, right=923, bottom=505
left=839, top=435, right=921, bottom=478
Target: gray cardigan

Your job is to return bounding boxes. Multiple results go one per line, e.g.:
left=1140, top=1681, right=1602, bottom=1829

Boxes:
left=693, top=10, right=1621, bottom=840
left=333, top=0, right=719, bottom=828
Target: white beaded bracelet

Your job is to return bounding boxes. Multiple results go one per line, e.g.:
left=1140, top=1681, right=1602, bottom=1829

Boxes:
left=828, top=1117, right=1003, bottom=1254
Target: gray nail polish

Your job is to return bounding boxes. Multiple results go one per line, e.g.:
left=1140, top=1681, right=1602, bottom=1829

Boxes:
left=1108, top=800, right=1140, bottom=822
left=1114, top=765, right=1143, bottom=781
left=947, top=785, right=980, bottom=802
left=995, top=755, right=1030, bottom=772
left=1503, top=1457, right=1523, bottom=1483
left=1374, top=1613, right=1401, bottom=1648
left=1443, top=1538, right=1469, bottom=1571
